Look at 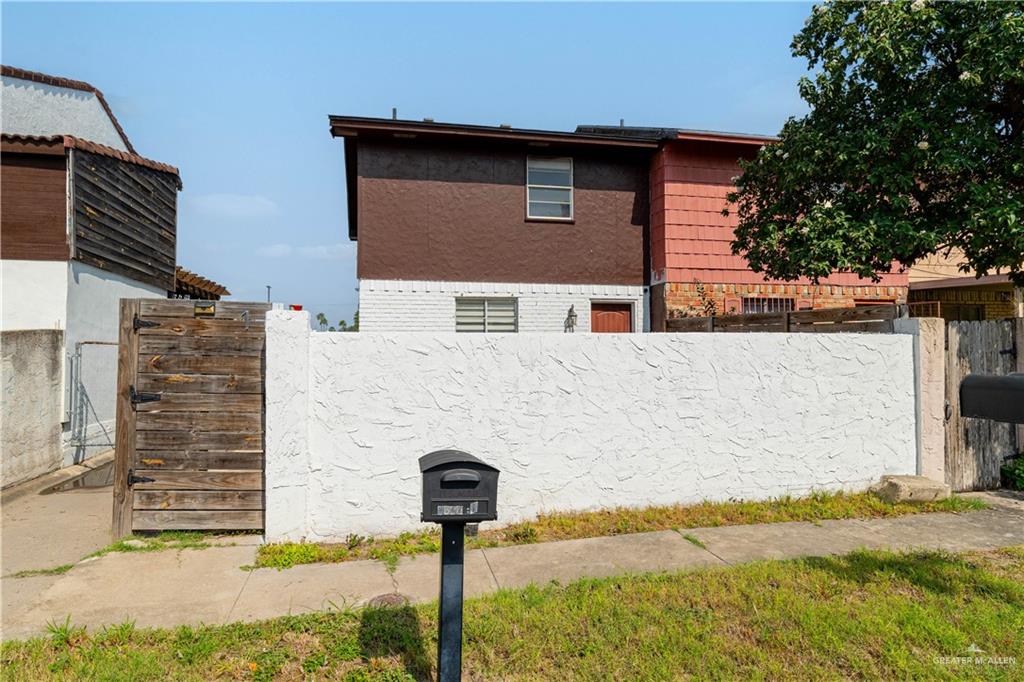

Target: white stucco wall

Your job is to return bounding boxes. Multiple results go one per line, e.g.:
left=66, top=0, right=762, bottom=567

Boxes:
left=359, top=279, right=647, bottom=333
left=266, top=310, right=918, bottom=540
left=0, top=260, right=69, bottom=332
left=62, top=261, right=165, bottom=464
left=1, top=76, right=128, bottom=151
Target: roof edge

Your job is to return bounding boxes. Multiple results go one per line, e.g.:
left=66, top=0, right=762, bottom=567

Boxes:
left=1, top=133, right=181, bottom=183
left=328, top=115, right=660, bottom=149
left=2, top=64, right=137, bottom=154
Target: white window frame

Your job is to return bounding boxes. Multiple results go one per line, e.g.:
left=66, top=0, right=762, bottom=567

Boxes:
left=526, top=156, right=574, bottom=221
left=455, top=297, right=518, bottom=333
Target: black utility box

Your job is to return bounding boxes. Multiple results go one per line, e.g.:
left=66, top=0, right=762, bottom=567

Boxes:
left=960, top=372, right=1024, bottom=424
left=419, top=450, right=499, bottom=523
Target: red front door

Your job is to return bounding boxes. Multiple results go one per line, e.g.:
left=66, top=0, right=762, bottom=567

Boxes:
left=590, top=303, right=633, bottom=333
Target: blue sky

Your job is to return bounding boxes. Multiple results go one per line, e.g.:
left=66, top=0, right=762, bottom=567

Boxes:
left=2, top=2, right=812, bottom=324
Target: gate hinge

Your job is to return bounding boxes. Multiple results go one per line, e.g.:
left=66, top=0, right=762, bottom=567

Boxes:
left=127, top=469, right=155, bottom=486
left=129, top=385, right=161, bottom=406
left=133, top=314, right=160, bottom=331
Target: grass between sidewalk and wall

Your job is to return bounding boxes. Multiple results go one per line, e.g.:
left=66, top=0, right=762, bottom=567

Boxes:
left=254, top=491, right=987, bottom=570
left=3, top=546, right=1022, bottom=680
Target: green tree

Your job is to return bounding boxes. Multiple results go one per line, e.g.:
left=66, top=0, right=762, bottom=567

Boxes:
left=315, top=312, right=328, bottom=331
left=729, top=1, right=1024, bottom=283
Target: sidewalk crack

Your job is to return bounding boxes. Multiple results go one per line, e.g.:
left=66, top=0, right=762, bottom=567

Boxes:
left=480, top=547, right=500, bottom=589
left=225, top=566, right=252, bottom=625
left=673, top=528, right=732, bottom=566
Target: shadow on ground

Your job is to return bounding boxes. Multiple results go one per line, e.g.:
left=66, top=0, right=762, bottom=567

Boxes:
left=804, top=549, right=1024, bottom=605
left=359, top=604, right=432, bottom=680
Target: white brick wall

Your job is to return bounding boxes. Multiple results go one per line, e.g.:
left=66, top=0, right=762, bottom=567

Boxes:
left=358, top=279, right=647, bottom=333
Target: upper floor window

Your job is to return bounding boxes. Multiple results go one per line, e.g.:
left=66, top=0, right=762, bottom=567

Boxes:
left=527, top=157, right=573, bottom=220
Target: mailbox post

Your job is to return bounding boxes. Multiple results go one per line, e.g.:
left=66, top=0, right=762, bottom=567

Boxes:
left=419, top=450, right=499, bottom=682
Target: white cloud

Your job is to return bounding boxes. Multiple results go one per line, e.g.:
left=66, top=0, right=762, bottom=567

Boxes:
left=257, top=243, right=353, bottom=261
left=189, top=193, right=281, bottom=220
left=257, top=243, right=293, bottom=258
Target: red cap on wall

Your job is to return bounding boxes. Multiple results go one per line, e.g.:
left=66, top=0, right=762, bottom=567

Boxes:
left=289, top=304, right=303, bottom=311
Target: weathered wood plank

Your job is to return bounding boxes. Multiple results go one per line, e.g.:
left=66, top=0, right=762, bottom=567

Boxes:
left=132, top=470, right=262, bottom=491
left=138, top=353, right=263, bottom=376
left=113, top=299, right=140, bottom=539
left=134, top=490, right=263, bottom=511
left=945, top=320, right=1016, bottom=491
left=136, top=430, right=263, bottom=452
left=136, top=411, right=261, bottom=432
left=136, top=373, right=263, bottom=394
left=137, top=318, right=265, bottom=338
left=135, top=451, right=264, bottom=470
left=134, top=393, right=263, bottom=413
left=132, top=510, right=263, bottom=531
left=139, top=300, right=271, bottom=319
left=139, top=335, right=265, bottom=356
left=789, top=305, right=897, bottom=324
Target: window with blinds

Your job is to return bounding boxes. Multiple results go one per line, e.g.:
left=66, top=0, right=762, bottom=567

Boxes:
left=455, top=298, right=518, bottom=332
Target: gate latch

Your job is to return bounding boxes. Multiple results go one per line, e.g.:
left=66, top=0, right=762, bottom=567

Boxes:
left=129, top=385, right=161, bottom=405
left=127, top=469, right=155, bottom=486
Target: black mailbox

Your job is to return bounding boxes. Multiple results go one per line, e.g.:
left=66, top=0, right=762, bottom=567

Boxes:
left=419, top=450, right=499, bottom=523
left=960, top=373, right=1024, bottom=424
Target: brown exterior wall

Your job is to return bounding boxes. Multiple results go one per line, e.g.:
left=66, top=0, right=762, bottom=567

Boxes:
left=72, top=149, right=178, bottom=291
left=355, top=139, right=648, bottom=286
left=0, top=153, right=69, bottom=260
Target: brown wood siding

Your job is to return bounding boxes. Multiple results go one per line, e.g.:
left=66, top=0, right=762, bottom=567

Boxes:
left=356, top=140, right=648, bottom=286
left=0, top=153, right=69, bottom=260
left=72, top=149, right=177, bottom=290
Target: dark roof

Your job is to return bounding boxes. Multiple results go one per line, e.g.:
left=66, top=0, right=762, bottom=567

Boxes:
left=329, top=115, right=661, bottom=149
left=576, top=124, right=777, bottom=145
left=175, top=266, right=230, bottom=297
left=2, top=65, right=137, bottom=154
left=1, top=134, right=181, bottom=184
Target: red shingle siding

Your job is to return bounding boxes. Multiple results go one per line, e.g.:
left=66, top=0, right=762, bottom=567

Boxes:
left=651, top=141, right=909, bottom=291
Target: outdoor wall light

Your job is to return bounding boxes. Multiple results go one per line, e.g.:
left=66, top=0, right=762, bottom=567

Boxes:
left=564, top=305, right=578, bottom=333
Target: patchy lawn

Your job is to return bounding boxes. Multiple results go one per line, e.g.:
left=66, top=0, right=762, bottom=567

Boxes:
left=254, top=491, right=987, bottom=570
left=3, top=546, right=1021, bottom=680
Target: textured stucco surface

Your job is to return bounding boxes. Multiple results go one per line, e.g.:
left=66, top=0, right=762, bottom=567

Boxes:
left=1, top=77, right=128, bottom=151
left=266, top=311, right=918, bottom=540
left=894, top=318, right=946, bottom=483
left=2, top=330, right=64, bottom=487
left=359, top=279, right=646, bottom=333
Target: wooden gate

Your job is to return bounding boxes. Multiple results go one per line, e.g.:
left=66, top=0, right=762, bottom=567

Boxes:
left=944, top=319, right=1023, bottom=491
left=113, top=299, right=271, bottom=537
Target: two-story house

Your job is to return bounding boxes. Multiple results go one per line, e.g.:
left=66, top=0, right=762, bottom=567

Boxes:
left=332, top=116, right=911, bottom=334
left=330, top=116, right=656, bottom=333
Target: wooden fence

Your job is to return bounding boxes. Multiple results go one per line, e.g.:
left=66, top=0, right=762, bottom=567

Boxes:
left=944, top=318, right=1022, bottom=491
left=113, top=299, right=270, bottom=537
left=665, top=304, right=901, bottom=333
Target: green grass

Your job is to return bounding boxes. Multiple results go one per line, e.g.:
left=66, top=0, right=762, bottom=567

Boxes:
left=8, top=564, right=75, bottom=579
left=254, top=491, right=988, bottom=570
left=3, top=545, right=1022, bottom=680
left=681, top=533, right=707, bottom=549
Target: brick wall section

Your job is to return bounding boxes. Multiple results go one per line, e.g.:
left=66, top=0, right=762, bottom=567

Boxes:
left=908, top=283, right=1019, bottom=320
left=650, top=141, right=909, bottom=321
left=359, top=279, right=646, bottom=333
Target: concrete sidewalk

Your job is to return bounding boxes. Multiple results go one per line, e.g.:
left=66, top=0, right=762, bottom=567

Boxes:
left=3, top=493, right=1023, bottom=641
